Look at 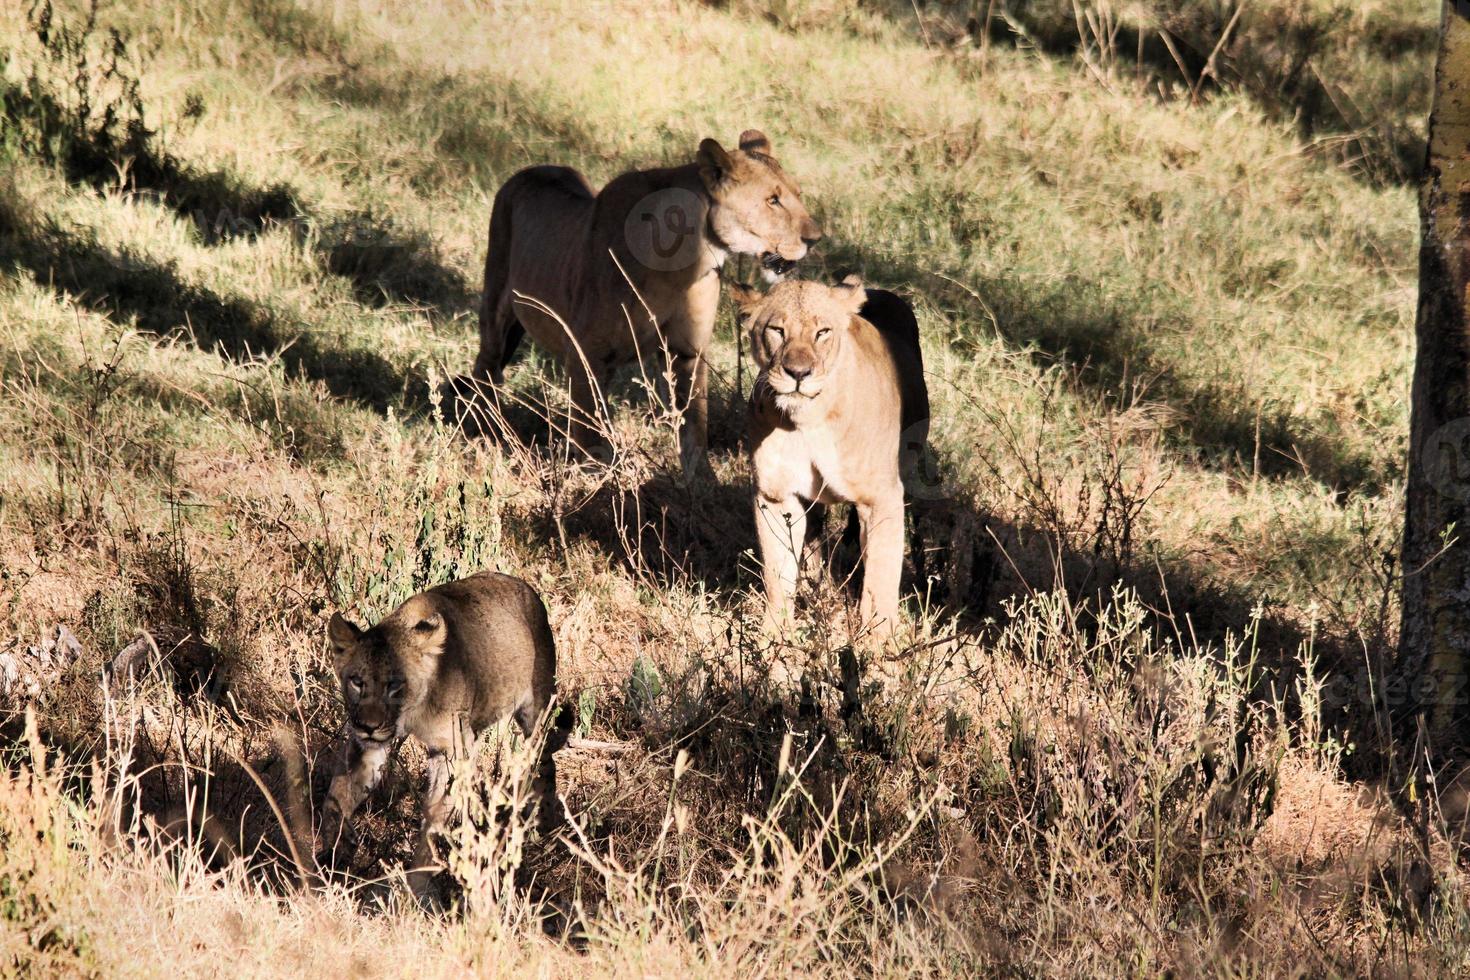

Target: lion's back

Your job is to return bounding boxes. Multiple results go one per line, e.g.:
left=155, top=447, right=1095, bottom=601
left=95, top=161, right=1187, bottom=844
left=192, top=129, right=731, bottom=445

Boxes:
left=426, top=572, right=556, bottom=713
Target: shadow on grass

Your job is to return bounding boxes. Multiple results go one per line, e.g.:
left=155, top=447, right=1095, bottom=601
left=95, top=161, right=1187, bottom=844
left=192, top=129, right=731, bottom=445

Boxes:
left=3, top=70, right=476, bottom=319
left=0, top=208, right=417, bottom=414
left=317, top=207, right=477, bottom=316
left=0, top=78, right=299, bottom=240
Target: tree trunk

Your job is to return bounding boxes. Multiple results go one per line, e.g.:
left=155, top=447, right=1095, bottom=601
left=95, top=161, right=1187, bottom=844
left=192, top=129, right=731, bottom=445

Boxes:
left=1400, top=2, right=1470, bottom=747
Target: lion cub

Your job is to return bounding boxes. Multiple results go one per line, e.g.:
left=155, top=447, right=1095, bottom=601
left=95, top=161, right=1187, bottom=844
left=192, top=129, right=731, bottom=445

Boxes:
left=322, top=571, right=566, bottom=903
left=734, top=277, right=929, bottom=645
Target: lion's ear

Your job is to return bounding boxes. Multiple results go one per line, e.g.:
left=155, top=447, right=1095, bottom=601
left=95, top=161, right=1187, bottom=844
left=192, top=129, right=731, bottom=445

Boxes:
left=411, top=612, right=443, bottom=637
left=832, top=277, right=867, bottom=315
left=328, top=612, right=360, bottom=664
left=727, top=281, right=762, bottom=321
left=738, top=129, right=772, bottom=156
left=328, top=612, right=360, bottom=645
left=697, top=138, right=734, bottom=191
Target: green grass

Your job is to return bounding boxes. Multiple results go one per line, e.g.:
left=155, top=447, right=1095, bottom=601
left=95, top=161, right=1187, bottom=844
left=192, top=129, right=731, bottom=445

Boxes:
left=0, top=0, right=1456, bottom=975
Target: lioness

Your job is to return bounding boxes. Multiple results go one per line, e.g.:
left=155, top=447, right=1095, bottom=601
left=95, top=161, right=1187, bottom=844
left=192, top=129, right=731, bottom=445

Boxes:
left=735, top=277, right=929, bottom=644
left=451, top=131, right=821, bottom=476
left=321, top=571, right=566, bottom=904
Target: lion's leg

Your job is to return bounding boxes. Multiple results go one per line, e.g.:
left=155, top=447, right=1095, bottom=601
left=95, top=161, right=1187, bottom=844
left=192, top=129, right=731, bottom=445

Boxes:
left=408, top=749, right=452, bottom=909
left=755, top=492, right=806, bottom=636
left=667, top=275, right=717, bottom=479
left=320, top=732, right=392, bottom=867
left=857, top=489, right=906, bottom=645
left=513, top=700, right=566, bottom=834
left=472, top=298, right=523, bottom=387
left=564, top=352, right=611, bottom=460
left=445, top=295, right=522, bottom=435
left=801, top=502, right=829, bottom=586
left=670, top=350, right=710, bottom=477
left=845, top=504, right=866, bottom=594
left=498, top=318, right=526, bottom=377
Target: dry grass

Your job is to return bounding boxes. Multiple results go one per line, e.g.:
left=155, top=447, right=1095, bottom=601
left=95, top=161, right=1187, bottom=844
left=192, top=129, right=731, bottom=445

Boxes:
left=0, top=0, right=1461, bottom=975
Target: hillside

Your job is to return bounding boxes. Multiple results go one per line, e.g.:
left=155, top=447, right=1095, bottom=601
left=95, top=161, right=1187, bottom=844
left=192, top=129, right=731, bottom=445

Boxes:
left=0, top=0, right=1459, bottom=975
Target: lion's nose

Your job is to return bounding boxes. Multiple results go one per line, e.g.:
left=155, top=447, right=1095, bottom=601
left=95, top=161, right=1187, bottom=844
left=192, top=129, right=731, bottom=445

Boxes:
left=786, top=363, right=812, bottom=382
left=801, top=232, right=821, bottom=247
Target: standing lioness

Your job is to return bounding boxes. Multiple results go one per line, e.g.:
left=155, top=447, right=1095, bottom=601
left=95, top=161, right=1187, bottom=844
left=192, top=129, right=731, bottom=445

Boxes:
left=321, top=572, right=566, bottom=905
left=450, top=131, right=820, bottom=476
left=736, top=277, right=929, bottom=645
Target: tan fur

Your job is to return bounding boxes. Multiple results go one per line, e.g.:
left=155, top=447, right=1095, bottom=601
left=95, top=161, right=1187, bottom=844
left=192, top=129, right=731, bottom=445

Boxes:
left=321, top=572, right=564, bottom=905
left=735, top=278, right=928, bottom=645
left=453, top=130, right=820, bottom=476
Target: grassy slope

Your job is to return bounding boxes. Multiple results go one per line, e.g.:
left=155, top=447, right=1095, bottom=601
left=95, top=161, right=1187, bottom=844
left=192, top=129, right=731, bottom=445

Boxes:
left=0, top=0, right=1459, bottom=975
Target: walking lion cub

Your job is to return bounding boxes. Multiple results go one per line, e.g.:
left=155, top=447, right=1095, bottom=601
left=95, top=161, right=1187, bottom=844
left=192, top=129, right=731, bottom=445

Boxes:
left=735, top=277, right=929, bottom=645
left=321, top=571, right=567, bottom=905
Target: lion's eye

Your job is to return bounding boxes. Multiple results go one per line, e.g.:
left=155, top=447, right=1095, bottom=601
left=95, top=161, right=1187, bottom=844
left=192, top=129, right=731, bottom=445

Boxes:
left=815, top=328, right=832, bottom=341
left=764, top=325, right=784, bottom=342
left=346, top=675, right=363, bottom=691
left=388, top=679, right=405, bottom=695
left=767, top=194, right=781, bottom=207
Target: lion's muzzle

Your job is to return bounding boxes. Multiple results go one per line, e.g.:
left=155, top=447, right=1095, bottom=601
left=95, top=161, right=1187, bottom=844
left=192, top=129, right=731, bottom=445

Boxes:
left=351, top=715, right=396, bottom=743
left=761, top=252, right=799, bottom=277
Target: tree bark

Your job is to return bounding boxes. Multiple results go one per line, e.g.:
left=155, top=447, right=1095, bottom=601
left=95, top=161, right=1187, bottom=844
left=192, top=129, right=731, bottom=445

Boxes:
left=1401, top=2, right=1470, bottom=747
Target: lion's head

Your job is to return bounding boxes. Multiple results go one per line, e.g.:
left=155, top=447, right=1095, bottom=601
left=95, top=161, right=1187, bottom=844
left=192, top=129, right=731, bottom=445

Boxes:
left=698, top=130, right=820, bottom=277
left=327, top=599, right=446, bottom=745
left=733, top=275, right=867, bottom=411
